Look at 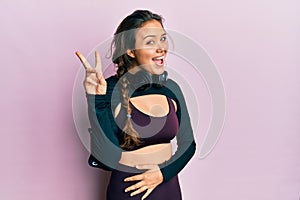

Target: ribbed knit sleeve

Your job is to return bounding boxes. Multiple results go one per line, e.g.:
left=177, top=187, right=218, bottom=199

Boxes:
left=86, top=75, right=123, bottom=171
left=158, top=79, right=196, bottom=182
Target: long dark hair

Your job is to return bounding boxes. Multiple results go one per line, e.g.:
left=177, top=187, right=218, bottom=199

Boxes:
left=111, top=10, right=164, bottom=149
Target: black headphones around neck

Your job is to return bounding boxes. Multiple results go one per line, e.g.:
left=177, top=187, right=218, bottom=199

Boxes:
left=125, top=69, right=168, bottom=92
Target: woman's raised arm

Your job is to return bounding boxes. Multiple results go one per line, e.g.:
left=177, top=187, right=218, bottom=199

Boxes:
left=75, top=51, right=107, bottom=95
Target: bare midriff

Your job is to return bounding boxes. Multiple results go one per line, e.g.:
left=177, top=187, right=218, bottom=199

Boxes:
left=119, top=143, right=172, bottom=167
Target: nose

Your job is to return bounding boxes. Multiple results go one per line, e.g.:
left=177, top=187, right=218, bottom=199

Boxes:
left=156, top=47, right=165, bottom=53
left=156, top=43, right=168, bottom=53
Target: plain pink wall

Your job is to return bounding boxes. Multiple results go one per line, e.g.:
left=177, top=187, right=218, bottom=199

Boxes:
left=1, top=0, right=299, bottom=200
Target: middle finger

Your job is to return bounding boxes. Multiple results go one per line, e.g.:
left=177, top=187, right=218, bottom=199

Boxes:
left=95, top=51, right=103, bottom=74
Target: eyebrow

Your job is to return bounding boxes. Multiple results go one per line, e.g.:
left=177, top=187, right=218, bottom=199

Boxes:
left=143, top=32, right=167, bottom=40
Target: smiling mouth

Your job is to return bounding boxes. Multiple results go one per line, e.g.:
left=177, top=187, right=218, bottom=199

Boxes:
left=152, top=56, right=164, bottom=66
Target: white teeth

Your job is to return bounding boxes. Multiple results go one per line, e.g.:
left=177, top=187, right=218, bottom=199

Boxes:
left=153, top=56, right=164, bottom=60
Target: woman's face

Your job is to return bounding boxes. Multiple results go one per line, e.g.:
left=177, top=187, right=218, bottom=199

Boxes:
left=128, top=20, right=168, bottom=75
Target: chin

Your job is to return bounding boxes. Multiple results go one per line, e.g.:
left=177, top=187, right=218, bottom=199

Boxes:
left=139, top=64, right=165, bottom=75
left=152, top=66, right=165, bottom=75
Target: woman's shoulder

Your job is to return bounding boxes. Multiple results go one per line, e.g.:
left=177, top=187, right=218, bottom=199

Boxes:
left=164, top=78, right=183, bottom=96
left=105, top=74, right=120, bottom=91
left=105, top=74, right=119, bottom=84
left=165, top=78, right=179, bottom=88
left=105, top=74, right=122, bottom=107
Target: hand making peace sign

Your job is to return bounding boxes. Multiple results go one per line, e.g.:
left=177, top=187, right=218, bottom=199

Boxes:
left=75, top=51, right=107, bottom=95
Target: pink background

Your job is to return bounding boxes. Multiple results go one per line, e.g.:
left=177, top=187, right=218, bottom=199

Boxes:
left=1, top=0, right=300, bottom=199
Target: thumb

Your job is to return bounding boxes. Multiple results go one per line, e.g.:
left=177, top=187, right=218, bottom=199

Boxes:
left=141, top=188, right=154, bottom=200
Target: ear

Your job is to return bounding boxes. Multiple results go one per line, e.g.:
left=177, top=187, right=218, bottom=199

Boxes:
left=126, top=49, right=135, bottom=58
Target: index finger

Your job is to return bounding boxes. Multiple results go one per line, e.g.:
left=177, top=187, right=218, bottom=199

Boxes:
left=75, top=51, right=92, bottom=70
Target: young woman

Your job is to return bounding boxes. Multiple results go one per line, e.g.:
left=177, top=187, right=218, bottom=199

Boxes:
left=76, top=10, right=196, bottom=200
